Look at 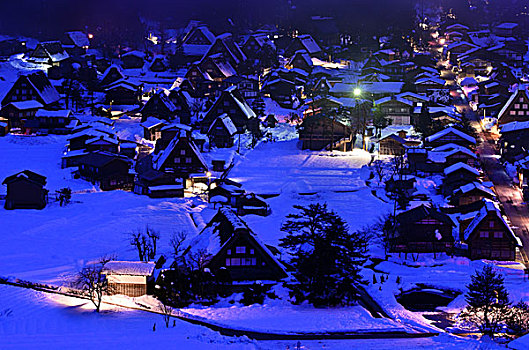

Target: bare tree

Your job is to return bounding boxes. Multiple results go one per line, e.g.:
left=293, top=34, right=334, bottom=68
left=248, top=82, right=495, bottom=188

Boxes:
left=372, top=160, right=387, bottom=183
left=75, top=257, right=114, bottom=313
left=129, top=226, right=160, bottom=262
left=158, top=301, right=173, bottom=328
left=169, top=231, right=188, bottom=265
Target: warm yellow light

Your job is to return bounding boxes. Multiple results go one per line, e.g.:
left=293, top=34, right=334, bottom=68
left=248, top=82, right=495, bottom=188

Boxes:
left=206, top=171, right=212, bottom=178
left=439, top=38, right=446, bottom=45
left=88, top=34, right=94, bottom=39
left=353, top=88, right=362, bottom=97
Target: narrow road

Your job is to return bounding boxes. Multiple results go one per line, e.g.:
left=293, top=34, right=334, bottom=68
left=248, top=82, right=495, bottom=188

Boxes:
left=472, top=119, right=529, bottom=266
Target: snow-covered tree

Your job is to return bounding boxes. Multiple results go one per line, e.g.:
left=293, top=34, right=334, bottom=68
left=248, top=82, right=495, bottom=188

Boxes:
left=280, top=203, right=369, bottom=307
left=75, top=257, right=114, bottom=313
left=460, top=265, right=510, bottom=337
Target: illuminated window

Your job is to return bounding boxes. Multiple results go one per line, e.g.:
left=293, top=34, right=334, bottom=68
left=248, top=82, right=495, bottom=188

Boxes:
left=235, top=246, right=246, bottom=254
left=489, top=221, right=495, bottom=228
left=227, top=249, right=231, bottom=255
left=479, top=231, right=489, bottom=238
left=185, top=157, right=192, bottom=163
left=250, top=249, right=254, bottom=255
left=494, top=232, right=503, bottom=238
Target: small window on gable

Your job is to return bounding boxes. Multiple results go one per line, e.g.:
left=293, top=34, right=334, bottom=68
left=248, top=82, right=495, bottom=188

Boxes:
left=489, top=220, right=495, bottom=228
left=480, top=231, right=489, bottom=238
left=180, top=150, right=186, bottom=155
left=519, top=97, right=524, bottom=102
left=250, top=249, right=255, bottom=255
left=235, top=246, right=246, bottom=254
left=494, top=232, right=503, bottom=238
left=227, top=249, right=231, bottom=255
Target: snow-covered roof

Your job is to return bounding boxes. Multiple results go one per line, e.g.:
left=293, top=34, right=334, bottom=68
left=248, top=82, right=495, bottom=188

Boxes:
left=415, top=77, right=446, bottom=86
left=500, top=120, right=529, bottom=133
left=122, top=50, right=146, bottom=59
left=7, top=100, right=43, bottom=110
left=140, top=116, right=166, bottom=129
left=35, top=109, right=71, bottom=118
left=460, top=77, right=478, bottom=86
left=225, top=86, right=256, bottom=119
left=433, top=143, right=474, bottom=154
left=498, top=87, right=529, bottom=123
left=208, top=113, right=237, bottom=136
left=396, top=92, right=429, bottom=102
left=496, top=22, right=518, bottom=30
left=456, top=182, right=495, bottom=197
left=446, top=41, right=477, bottom=51
left=153, top=135, right=208, bottom=171
left=425, top=126, right=476, bottom=144
left=296, top=34, right=321, bottom=54
left=103, top=261, right=155, bottom=276
left=20, top=71, right=60, bottom=106
left=463, top=200, right=521, bottom=246
left=65, top=31, right=90, bottom=47
left=444, top=162, right=480, bottom=176
left=374, top=96, right=413, bottom=107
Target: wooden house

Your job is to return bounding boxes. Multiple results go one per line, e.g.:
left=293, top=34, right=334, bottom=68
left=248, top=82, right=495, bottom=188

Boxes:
left=104, top=80, right=141, bottom=105
left=207, top=114, right=237, bottom=148
left=103, top=261, right=155, bottom=297
left=140, top=90, right=178, bottom=122
left=450, top=182, right=496, bottom=207
left=199, top=53, right=237, bottom=82
left=499, top=121, right=529, bottom=162
left=1, top=71, right=60, bottom=108
left=287, top=50, right=313, bottom=73
left=121, top=51, right=145, bottom=69
left=100, top=65, right=125, bottom=88
left=414, top=77, right=447, bottom=95
left=134, top=163, right=185, bottom=198
left=167, top=88, right=193, bottom=124
left=429, top=143, right=477, bottom=167
left=285, top=34, right=322, bottom=58
left=203, top=33, right=246, bottom=69
left=63, top=31, right=90, bottom=56
left=462, top=200, right=521, bottom=260
left=3, top=170, right=48, bottom=210
left=262, top=78, right=296, bottom=108
left=443, top=162, right=480, bottom=195
left=209, top=179, right=245, bottom=207
left=67, top=129, right=117, bottom=152
left=154, top=123, right=193, bottom=152
left=28, top=109, right=73, bottom=134
left=149, top=55, right=166, bottom=72
left=152, top=132, right=208, bottom=177
left=0, top=101, right=43, bottom=131
left=497, top=87, right=529, bottom=126
left=374, top=96, right=413, bottom=125
left=140, top=117, right=167, bottom=141
left=446, top=41, right=478, bottom=64
left=424, top=126, right=476, bottom=148
left=237, top=193, right=271, bottom=216
left=242, top=34, right=276, bottom=60
left=392, top=204, right=455, bottom=253
left=201, top=208, right=287, bottom=281
left=222, top=76, right=259, bottom=100
left=84, top=135, right=120, bottom=154
left=299, top=114, right=352, bottom=151
left=378, top=134, right=407, bottom=155
left=76, top=151, right=133, bottom=191
left=180, top=25, right=216, bottom=60
left=201, top=86, right=256, bottom=133
left=28, top=41, right=69, bottom=66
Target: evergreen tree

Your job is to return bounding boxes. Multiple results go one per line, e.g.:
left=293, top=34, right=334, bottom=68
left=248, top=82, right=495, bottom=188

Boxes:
left=460, top=265, right=510, bottom=337
left=280, top=203, right=368, bottom=307
left=372, top=104, right=388, bottom=137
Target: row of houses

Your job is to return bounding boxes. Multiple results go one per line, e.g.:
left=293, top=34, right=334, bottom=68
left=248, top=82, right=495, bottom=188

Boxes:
left=388, top=125, right=522, bottom=261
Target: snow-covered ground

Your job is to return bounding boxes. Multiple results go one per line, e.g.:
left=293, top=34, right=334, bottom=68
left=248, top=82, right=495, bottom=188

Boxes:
left=0, top=285, right=255, bottom=350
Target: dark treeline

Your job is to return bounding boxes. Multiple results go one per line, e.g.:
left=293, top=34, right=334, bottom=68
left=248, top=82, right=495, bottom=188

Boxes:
left=0, top=0, right=526, bottom=44
left=0, top=0, right=416, bottom=41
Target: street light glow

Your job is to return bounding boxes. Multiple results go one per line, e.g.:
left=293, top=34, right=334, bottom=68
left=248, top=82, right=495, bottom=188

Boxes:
left=353, top=88, right=362, bottom=97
